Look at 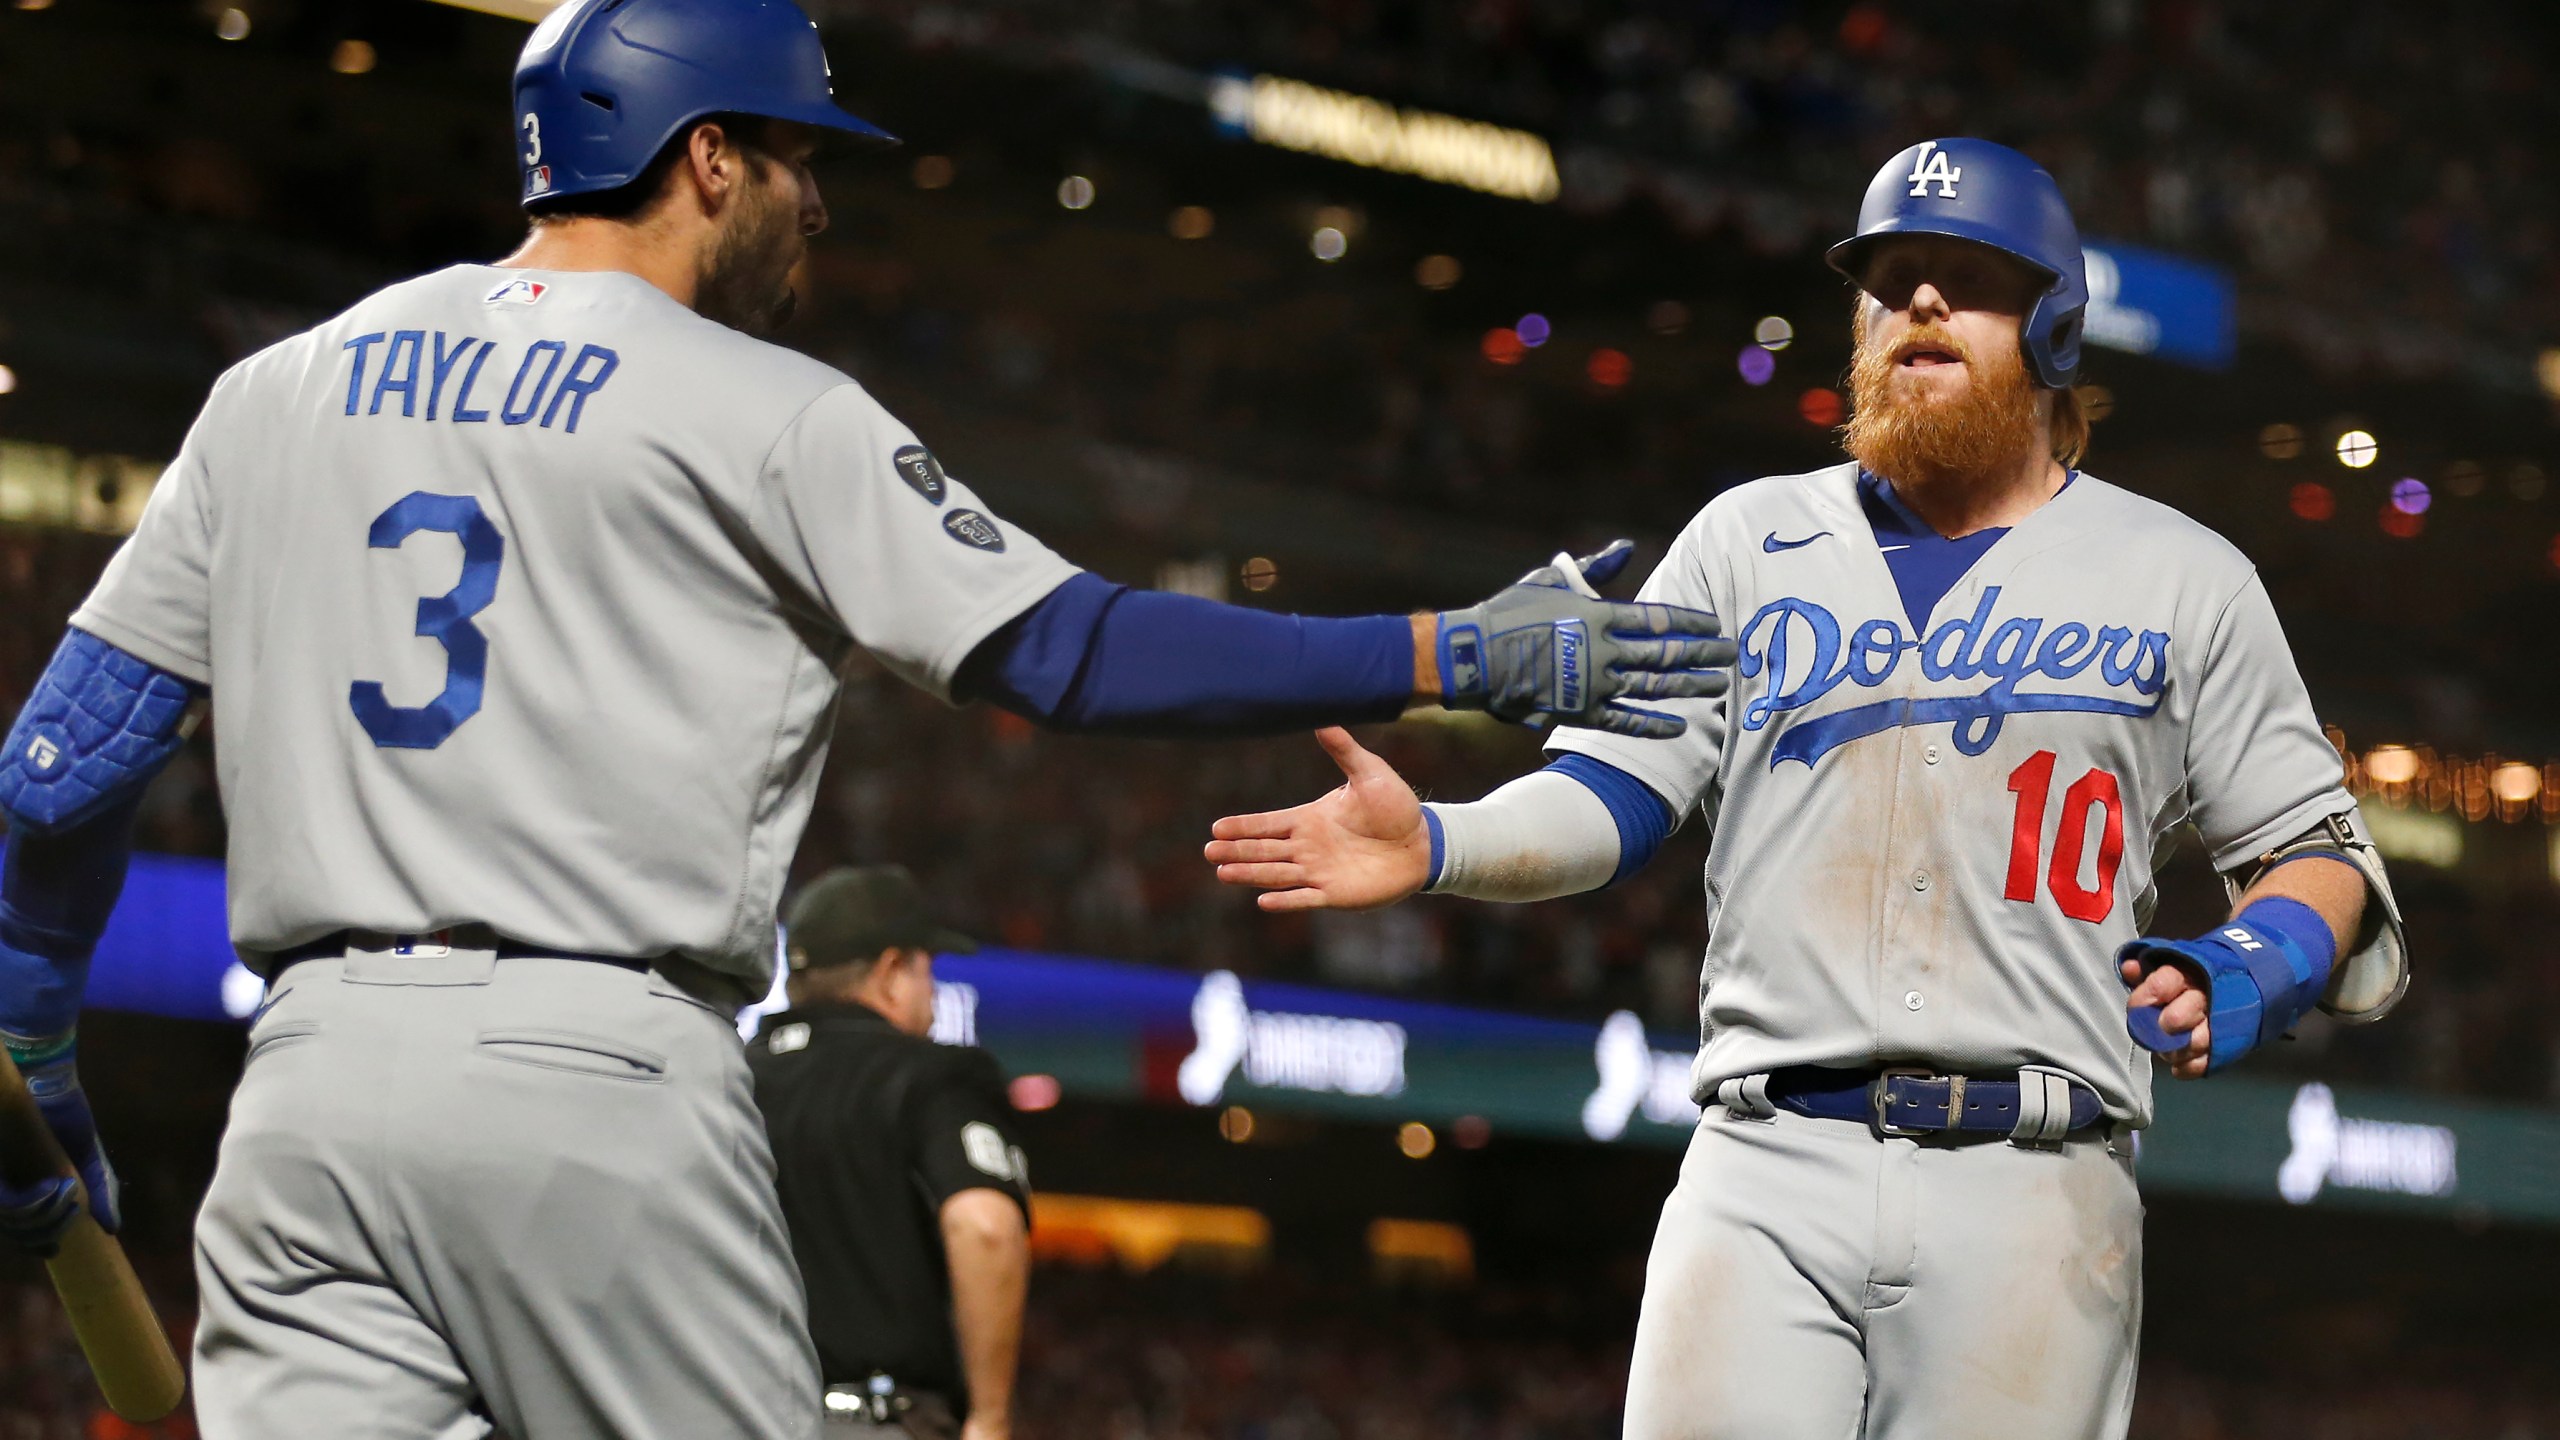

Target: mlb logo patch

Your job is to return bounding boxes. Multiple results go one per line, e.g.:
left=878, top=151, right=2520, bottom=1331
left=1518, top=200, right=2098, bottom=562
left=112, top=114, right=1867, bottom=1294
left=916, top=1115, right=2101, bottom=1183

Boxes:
left=524, top=164, right=553, bottom=200
left=485, top=277, right=550, bottom=306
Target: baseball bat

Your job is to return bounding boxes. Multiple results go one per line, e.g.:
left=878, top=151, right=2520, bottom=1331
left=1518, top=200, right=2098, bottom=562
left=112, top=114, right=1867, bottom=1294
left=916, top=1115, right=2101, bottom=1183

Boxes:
left=0, top=1049, right=187, bottom=1422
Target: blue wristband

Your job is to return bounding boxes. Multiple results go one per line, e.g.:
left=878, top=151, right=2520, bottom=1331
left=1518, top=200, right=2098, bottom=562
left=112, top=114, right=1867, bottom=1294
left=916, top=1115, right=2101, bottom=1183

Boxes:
left=2121, top=896, right=2336, bottom=1073
left=1422, top=808, right=1447, bottom=889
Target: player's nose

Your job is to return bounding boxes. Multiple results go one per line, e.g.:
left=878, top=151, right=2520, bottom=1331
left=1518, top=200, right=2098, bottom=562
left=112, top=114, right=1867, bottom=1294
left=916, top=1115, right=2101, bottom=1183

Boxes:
left=1906, top=280, right=1952, bottom=322
left=801, top=175, right=830, bottom=239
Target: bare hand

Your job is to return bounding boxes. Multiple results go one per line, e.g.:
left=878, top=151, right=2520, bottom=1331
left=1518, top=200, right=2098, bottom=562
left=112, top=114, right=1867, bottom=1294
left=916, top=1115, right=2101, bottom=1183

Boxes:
left=1204, top=728, right=1432, bottom=912
left=2123, top=957, right=2213, bottom=1080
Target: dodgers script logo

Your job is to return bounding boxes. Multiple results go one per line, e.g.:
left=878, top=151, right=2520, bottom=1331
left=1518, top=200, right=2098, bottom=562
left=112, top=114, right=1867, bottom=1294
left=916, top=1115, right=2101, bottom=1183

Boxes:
left=1737, top=585, right=2169, bottom=767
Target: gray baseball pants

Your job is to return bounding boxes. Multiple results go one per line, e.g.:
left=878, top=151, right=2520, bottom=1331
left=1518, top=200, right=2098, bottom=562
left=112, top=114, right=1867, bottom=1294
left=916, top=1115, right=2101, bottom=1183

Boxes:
left=191, top=945, right=821, bottom=1439
left=1624, top=1100, right=2142, bottom=1440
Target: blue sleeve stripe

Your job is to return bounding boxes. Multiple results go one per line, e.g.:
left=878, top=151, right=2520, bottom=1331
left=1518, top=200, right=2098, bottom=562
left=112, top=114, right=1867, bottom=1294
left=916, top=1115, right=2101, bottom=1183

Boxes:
left=1544, top=753, right=1676, bottom=885
left=1422, top=807, right=1447, bottom=888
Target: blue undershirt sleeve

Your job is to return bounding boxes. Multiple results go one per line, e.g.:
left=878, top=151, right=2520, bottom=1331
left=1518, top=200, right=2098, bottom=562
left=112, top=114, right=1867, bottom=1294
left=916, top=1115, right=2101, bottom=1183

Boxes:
left=959, top=571, right=1415, bottom=737
left=1544, top=753, right=1676, bottom=884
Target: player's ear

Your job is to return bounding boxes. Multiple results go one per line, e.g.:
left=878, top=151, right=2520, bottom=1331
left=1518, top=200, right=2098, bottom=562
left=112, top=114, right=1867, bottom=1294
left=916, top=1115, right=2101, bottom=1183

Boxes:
left=681, top=120, right=743, bottom=211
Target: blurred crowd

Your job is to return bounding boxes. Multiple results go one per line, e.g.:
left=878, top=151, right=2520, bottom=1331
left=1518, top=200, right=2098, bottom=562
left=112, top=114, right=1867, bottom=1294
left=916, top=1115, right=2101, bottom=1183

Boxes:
left=835, top=0, right=2560, bottom=377
left=8, top=1259, right=2560, bottom=1439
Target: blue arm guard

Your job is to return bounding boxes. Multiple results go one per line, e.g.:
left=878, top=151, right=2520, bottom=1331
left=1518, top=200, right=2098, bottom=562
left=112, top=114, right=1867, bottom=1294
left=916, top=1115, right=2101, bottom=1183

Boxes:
left=1, top=629, right=199, bottom=1036
left=2121, top=895, right=2337, bottom=1074
left=1, top=629, right=201, bottom=836
left=961, top=572, right=1413, bottom=737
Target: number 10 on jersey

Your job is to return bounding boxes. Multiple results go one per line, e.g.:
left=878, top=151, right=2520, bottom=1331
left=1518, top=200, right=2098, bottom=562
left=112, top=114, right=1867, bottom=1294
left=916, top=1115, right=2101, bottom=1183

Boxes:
left=2004, top=751, right=2124, bottom=924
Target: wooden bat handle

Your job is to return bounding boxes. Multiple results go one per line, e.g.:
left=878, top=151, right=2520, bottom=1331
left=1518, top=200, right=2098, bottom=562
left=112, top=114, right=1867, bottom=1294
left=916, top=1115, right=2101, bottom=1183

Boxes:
left=0, top=1050, right=187, bottom=1422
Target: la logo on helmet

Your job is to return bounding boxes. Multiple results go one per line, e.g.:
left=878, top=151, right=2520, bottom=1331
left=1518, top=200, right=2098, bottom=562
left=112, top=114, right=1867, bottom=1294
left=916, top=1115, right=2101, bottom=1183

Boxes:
left=1906, top=141, right=1962, bottom=198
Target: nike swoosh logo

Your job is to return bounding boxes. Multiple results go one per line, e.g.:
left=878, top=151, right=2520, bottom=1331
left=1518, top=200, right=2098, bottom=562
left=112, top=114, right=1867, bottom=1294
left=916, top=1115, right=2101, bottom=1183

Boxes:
left=1762, top=531, right=1831, bottom=553
left=1879, top=544, right=1911, bottom=552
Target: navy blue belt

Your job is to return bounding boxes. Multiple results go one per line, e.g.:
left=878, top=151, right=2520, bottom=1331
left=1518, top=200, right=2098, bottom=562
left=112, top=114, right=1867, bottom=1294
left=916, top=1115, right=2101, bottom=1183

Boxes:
left=1766, top=1065, right=2106, bottom=1140
left=265, top=926, right=650, bottom=974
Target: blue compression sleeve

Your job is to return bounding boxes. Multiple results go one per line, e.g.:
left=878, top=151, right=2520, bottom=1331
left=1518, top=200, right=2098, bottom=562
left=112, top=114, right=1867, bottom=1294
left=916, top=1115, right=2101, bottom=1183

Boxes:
left=0, top=797, right=142, bottom=1037
left=963, top=572, right=1414, bottom=736
left=1545, top=754, right=1676, bottom=883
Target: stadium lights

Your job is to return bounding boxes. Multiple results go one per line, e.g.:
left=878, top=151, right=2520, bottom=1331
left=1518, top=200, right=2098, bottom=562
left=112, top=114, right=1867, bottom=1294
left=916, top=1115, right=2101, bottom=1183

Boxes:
left=2258, top=422, right=2306, bottom=460
left=1168, top=205, right=1214, bottom=240
left=1309, top=226, right=1346, bottom=261
left=331, top=39, right=377, bottom=75
left=1056, top=175, right=1095, bottom=210
left=2335, top=429, right=2378, bottom=468
left=2363, top=745, right=2420, bottom=786
left=1008, top=1074, right=1062, bottom=1112
left=1414, top=254, right=1462, bottom=290
left=1754, top=315, right=1795, bottom=351
left=0, top=364, right=16, bottom=395
left=215, top=7, right=249, bottom=40
left=911, top=155, right=955, bottom=190
left=1208, top=73, right=1560, bottom=204
left=15, top=0, right=57, bottom=11
left=420, top=0, right=563, bottom=19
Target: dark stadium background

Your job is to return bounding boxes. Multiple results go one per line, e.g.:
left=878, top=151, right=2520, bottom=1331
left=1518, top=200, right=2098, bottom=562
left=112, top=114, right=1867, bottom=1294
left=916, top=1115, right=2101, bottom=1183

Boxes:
left=7, top=1, right=2560, bottom=1434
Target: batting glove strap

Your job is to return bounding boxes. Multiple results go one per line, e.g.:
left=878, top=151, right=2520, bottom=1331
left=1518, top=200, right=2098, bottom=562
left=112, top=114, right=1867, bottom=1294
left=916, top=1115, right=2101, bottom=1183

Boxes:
left=1433, top=584, right=1734, bottom=739
left=2121, top=897, right=2336, bottom=1074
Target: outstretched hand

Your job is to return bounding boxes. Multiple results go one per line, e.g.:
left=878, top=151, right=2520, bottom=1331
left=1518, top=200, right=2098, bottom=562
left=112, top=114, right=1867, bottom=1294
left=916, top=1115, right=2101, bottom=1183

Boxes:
left=1204, top=728, right=1432, bottom=912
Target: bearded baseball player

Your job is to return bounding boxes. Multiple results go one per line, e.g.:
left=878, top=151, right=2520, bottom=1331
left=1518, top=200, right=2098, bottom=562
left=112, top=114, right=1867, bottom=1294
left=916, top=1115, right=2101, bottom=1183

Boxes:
left=1207, top=138, right=2409, bottom=1439
left=0, top=2, right=1737, bottom=1436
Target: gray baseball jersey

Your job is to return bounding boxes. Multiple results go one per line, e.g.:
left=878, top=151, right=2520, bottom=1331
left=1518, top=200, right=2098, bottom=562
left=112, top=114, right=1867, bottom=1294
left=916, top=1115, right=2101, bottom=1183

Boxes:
left=73, top=264, right=1076, bottom=986
left=1548, top=461, right=2354, bottom=1126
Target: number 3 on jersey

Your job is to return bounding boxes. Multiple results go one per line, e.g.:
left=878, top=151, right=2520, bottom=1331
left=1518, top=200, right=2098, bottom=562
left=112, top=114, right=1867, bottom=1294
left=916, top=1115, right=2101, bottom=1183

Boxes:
left=2004, top=751, right=2125, bottom=924
left=350, top=493, right=504, bottom=750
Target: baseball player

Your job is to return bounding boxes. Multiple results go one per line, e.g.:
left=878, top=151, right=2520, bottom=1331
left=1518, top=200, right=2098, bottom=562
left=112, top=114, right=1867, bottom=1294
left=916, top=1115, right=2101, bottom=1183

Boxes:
left=1207, top=138, right=2409, bottom=1439
left=0, top=2, right=1735, bottom=1436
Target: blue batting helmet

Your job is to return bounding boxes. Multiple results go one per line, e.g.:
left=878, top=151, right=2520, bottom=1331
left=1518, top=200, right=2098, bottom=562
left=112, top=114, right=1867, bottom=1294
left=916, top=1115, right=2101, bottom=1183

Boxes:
left=513, top=0, right=898, bottom=210
left=1825, top=138, right=2088, bottom=389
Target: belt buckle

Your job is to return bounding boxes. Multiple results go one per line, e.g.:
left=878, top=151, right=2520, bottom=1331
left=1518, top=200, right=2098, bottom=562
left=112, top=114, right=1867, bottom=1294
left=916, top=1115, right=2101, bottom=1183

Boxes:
left=1868, top=1066, right=1940, bottom=1139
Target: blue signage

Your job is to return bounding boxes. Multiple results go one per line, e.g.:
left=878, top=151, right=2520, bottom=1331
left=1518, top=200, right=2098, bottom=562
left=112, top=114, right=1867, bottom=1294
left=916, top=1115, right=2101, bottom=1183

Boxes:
left=2082, top=241, right=2236, bottom=371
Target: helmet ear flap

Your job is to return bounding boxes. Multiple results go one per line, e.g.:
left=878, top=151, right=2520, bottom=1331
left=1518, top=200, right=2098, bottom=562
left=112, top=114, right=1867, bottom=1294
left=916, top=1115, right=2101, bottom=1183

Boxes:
left=2022, top=293, right=2085, bottom=390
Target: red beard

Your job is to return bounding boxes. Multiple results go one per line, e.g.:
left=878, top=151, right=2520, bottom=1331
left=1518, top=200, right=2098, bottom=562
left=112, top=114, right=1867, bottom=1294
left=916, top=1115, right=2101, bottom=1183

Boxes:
left=1842, top=321, right=2042, bottom=486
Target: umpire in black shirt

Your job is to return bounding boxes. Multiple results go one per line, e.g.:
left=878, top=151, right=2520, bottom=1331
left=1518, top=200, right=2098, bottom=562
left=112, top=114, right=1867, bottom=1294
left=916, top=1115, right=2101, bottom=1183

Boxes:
left=750, top=866, right=1032, bottom=1440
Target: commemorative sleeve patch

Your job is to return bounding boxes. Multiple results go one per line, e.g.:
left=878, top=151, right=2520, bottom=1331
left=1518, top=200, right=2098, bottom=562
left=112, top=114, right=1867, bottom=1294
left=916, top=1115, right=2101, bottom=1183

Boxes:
left=942, top=509, right=1005, bottom=552
left=892, top=445, right=948, bottom=504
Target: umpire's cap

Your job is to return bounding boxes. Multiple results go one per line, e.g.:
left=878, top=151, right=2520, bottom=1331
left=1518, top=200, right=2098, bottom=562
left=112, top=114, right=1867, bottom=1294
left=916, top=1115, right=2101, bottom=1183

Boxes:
left=784, top=865, right=978, bottom=973
left=514, top=0, right=898, bottom=210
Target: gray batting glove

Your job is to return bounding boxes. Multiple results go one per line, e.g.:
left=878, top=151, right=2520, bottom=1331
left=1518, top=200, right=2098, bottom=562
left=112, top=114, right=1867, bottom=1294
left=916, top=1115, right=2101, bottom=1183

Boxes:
left=1434, top=540, right=1736, bottom=739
